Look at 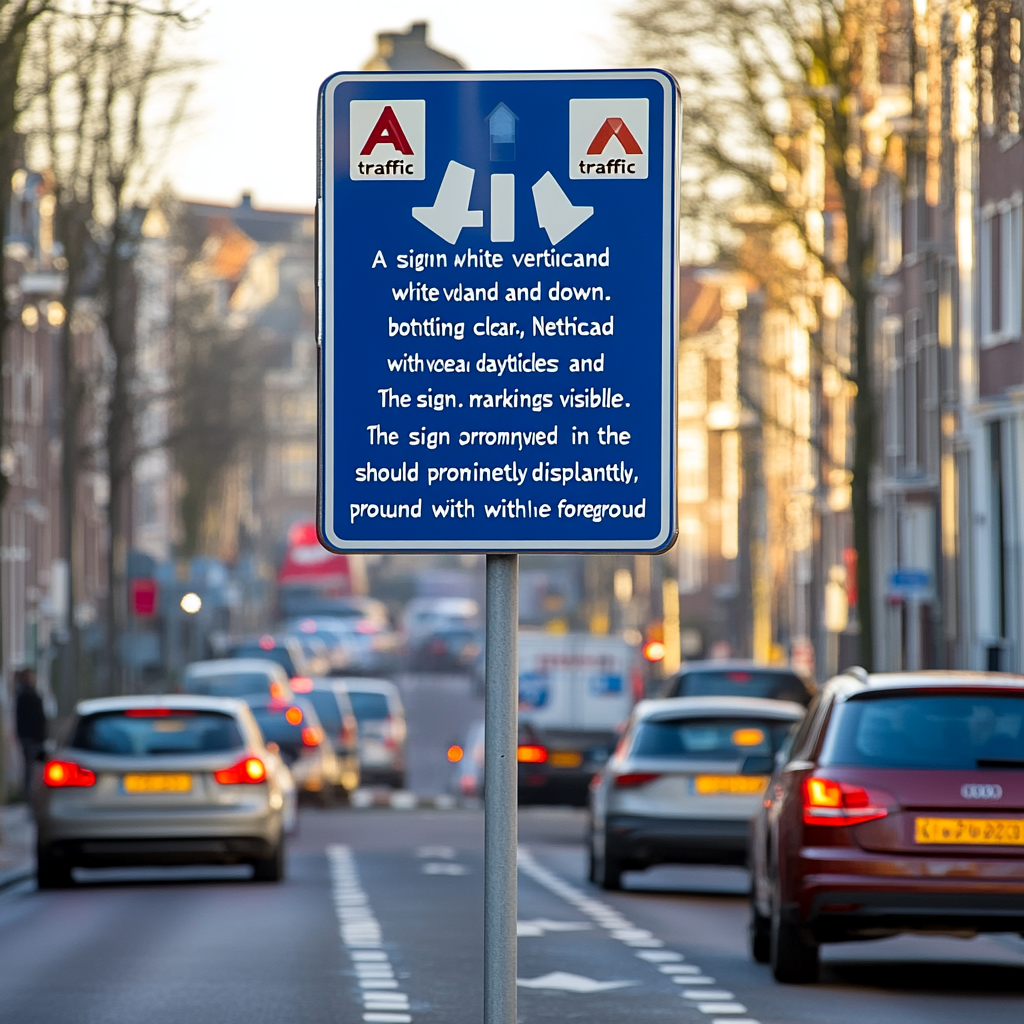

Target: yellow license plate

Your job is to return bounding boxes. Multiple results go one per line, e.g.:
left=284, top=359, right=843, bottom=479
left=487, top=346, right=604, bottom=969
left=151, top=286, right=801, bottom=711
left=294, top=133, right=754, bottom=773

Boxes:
left=549, top=751, right=583, bottom=768
left=915, top=817, right=1024, bottom=846
left=123, top=773, right=193, bottom=794
left=694, top=774, right=768, bottom=796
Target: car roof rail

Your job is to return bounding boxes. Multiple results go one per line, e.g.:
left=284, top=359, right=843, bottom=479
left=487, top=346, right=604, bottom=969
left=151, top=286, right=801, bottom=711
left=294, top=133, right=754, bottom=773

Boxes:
left=841, top=665, right=870, bottom=684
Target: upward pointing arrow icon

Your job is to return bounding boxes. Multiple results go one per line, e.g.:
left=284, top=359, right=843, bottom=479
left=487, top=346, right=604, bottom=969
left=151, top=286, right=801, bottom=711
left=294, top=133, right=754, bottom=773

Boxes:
left=412, top=161, right=484, bottom=244
left=486, top=102, right=518, bottom=161
left=532, top=172, right=593, bottom=245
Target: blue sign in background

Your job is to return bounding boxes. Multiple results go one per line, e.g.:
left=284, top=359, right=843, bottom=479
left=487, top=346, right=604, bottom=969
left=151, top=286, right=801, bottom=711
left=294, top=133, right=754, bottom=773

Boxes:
left=318, top=71, right=677, bottom=551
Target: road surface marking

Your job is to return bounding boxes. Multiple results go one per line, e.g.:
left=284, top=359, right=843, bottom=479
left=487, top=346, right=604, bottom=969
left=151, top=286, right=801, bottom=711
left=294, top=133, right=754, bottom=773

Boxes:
left=516, top=971, right=637, bottom=992
left=659, top=965, right=701, bottom=974
left=422, top=862, right=468, bottom=875
left=684, top=990, right=734, bottom=1000
left=328, top=844, right=413, bottom=1024
left=415, top=846, right=456, bottom=858
left=697, top=1004, right=748, bottom=1015
left=673, top=977, right=717, bottom=985
left=517, top=918, right=592, bottom=936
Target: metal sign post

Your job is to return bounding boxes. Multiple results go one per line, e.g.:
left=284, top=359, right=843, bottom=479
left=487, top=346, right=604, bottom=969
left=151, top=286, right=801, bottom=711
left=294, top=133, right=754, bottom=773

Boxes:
left=318, top=70, right=678, bottom=1024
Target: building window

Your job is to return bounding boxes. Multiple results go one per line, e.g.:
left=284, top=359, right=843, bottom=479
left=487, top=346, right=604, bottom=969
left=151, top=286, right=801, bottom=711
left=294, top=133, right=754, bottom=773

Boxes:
left=281, top=443, right=316, bottom=494
left=981, top=196, right=1023, bottom=346
left=677, top=517, right=705, bottom=594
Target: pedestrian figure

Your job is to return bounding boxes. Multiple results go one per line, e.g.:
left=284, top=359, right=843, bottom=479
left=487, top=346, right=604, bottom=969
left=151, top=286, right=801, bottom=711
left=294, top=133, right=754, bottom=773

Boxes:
left=14, top=668, right=46, bottom=799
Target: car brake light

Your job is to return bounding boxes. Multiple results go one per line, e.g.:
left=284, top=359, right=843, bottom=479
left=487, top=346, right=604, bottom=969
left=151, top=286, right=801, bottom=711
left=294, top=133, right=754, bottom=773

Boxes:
left=802, top=776, right=889, bottom=826
left=290, top=676, right=313, bottom=693
left=285, top=706, right=303, bottom=725
left=613, top=772, right=661, bottom=788
left=258, top=635, right=276, bottom=650
left=269, top=681, right=288, bottom=701
left=340, top=715, right=358, bottom=748
left=43, top=760, right=96, bottom=787
left=517, top=744, right=548, bottom=763
left=302, top=726, right=323, bottom=747
left=447, top=745, right=464, bottom=763
left=124, top=708, right=190, bottom=717
left=214, top=757, right=267, bottom=784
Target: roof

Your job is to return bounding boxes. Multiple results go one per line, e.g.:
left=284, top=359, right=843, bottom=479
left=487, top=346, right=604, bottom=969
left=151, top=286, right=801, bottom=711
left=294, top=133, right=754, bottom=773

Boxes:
left=634, top=695, right=806, bottom=721
left=184, top=658, right=287, bottom=680
left=834, top=669, right=1024, bottom=700
left=675, top=660, right=801, bottom=676
left=76, top=693, right=250, bottom=716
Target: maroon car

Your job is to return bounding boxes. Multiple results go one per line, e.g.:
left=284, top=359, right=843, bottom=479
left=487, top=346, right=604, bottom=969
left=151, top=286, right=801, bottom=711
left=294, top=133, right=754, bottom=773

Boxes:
left=750, top=670, right=1024, bottom=983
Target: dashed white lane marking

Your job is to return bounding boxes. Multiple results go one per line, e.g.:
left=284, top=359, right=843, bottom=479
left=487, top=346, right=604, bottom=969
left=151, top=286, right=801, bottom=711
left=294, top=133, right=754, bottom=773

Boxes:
left=516, top=971, right=637, bottom=992
left=517, top=846, right=762, bottom=1021
left=517, top=918, right=592, bottom=937
left=328, top=845, right=413, bottom=1024
left=421, top=862, right=468, bottom=875
left=414, top=845, right=456, bottom=859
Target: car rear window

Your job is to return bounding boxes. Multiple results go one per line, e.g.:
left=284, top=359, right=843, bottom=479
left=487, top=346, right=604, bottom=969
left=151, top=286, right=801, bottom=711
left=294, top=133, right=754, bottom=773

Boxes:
left=631, top=717, right=794, bottom=760
left=674, top=670, right=811, bottom=705
left=820, top=693, right=1024, bottom=769
left=305, top=690, right=342, bottom=733
left=348, top=691, right=391, bottom=721
left=183, top=672, right=273, bottom=698
left=250, top=703, right=317, bottom=746
left=230, top=645, right=296, bottom=676
left=71, top=711, right=243, bottom=755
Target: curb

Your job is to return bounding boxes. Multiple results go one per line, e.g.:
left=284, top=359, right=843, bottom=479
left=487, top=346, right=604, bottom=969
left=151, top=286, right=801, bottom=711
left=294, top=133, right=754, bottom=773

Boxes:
left=349, top=788, right=480, bottom=811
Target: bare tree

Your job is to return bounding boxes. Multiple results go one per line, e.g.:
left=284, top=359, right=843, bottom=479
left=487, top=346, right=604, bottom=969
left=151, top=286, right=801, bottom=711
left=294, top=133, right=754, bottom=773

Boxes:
left=20, top=0, right=194, bottom=692
left=625, top=0, right=911, bottom=668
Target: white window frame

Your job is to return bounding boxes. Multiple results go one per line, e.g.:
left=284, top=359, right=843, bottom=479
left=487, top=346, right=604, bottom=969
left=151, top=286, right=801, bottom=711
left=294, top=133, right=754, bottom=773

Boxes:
left=981, top=193, right=1024, bottom=347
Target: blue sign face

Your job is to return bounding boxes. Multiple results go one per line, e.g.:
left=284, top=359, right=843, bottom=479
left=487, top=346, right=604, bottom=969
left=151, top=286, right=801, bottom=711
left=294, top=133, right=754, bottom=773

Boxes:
left=318, top=71, right=678, bottom=552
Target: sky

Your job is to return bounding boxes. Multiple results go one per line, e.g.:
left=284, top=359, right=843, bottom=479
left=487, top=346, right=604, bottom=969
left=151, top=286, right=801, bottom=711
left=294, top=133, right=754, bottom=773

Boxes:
left=167, top=0, right=627, bottom=210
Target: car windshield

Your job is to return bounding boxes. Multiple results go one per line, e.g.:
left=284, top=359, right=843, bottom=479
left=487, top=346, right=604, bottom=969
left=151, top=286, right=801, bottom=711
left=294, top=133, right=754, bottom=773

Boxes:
left=183, top=672, right=273, bottom=698
left=71, top=710, right=243, bottom=756
left=347, top=691, right=391, bottom=722
left=820, top=693, right=1024, bottom=769
left=631, top=717, right=794, bottom=760
left=305, top=690, right=342, bottom=733
left=231, top=645, right=296, bottom=676
left=676, top=670, right=811, bottom=705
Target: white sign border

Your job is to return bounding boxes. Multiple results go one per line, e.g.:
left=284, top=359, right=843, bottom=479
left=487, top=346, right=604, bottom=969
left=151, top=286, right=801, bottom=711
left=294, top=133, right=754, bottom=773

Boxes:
left=318, top=70, right=678, bottom=553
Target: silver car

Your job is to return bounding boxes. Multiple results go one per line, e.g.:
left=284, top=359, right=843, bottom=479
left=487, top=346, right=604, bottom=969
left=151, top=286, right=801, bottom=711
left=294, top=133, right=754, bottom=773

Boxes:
left=589, top=696, right=805, bottom=889
left=338, top=678, right=407, bottom=787
left=34, top=694, right=294, bottom=887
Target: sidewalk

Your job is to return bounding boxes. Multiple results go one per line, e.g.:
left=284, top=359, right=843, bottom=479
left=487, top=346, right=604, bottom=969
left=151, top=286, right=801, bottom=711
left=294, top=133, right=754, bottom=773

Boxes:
left=0, top=804, right=35, bottom=888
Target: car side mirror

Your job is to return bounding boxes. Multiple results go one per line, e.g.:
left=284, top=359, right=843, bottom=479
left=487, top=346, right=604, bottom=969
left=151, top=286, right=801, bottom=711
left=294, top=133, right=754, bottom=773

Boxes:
left=740, top=754, right=774, bottom=775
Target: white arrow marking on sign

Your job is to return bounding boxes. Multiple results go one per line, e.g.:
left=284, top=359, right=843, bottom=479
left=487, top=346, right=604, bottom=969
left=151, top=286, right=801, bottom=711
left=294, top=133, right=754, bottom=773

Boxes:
left=532, top=172, right=593, bottom=245
left=516, top=972, right=637, bottom=993
left=412, top=160, right=483, bottom=244
left=491, top=173, right=515, bottom=242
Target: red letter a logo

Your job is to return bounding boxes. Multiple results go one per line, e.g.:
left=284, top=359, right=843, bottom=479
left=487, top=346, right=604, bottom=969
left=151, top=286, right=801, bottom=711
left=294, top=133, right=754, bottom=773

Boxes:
left=586, top=117, right=643, bottom=155
left=360, top=106, right=414, bottom=155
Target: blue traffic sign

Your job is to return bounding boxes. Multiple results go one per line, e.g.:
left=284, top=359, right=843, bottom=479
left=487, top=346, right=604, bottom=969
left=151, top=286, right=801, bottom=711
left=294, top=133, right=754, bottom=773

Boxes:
left=317, top=71, right=678, bottom=552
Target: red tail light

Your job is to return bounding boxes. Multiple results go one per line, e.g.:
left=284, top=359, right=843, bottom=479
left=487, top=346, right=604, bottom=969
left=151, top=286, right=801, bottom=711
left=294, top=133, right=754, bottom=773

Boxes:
left=290, top=676, right=313, bottom=693
left=214, top=757, right=267, bottom=784
left=803, top=776, right=889, bottom=826
left=340, top=714, right=358, bottom=749
left=517, top=744, right=548, bottom=763
left=382, top=718, right=397, bottom=750
left=613, top=772, right=662, bottom=788
left=302, top=726, right=323, bottom=747
left=43, top=760, right=96, bottom=788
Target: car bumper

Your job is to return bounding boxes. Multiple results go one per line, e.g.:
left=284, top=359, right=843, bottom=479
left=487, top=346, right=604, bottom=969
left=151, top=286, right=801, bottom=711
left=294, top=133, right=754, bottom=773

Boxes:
left=792, top=848, right=1024, bottom=938
left=519, top=768, right=594, bottom=806
left=44, top=835, right=279, bottom=867
left=607, top=813, right=751, bottom=866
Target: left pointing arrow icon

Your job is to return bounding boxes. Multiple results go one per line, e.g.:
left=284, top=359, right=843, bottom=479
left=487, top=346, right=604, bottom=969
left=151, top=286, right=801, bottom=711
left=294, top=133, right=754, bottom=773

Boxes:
left=412, top=161, right=483, bottom=244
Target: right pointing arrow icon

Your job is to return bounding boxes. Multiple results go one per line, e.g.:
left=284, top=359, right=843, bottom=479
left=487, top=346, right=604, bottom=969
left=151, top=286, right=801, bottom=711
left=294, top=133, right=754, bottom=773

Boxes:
left=532, top=172, right=593, bottom=245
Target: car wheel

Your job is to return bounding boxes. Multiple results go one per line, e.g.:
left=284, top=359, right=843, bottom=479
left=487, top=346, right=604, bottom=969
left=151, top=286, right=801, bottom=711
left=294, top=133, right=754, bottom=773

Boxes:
left=593, top=833, right=623, bottom=891
left=587, top=820, right=598, bottom=883
left=36, top=848, right=74, bottom=889
left=749, top=894, right=771, bottom=964
left=252, top=840, right=285, bottom=883
left=770, top=897, right=818, bottom=983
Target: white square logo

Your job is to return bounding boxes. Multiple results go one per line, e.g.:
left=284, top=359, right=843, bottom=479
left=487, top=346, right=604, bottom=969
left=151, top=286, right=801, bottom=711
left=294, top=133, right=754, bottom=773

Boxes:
left=350, top=100, right=425, bottom=181
left=569, top=98, right=648, bottom=180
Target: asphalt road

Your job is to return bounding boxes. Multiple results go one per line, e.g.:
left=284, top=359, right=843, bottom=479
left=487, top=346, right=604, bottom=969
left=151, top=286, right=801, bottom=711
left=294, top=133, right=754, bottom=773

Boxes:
left=0, top=673, right=1021, bottom=1022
